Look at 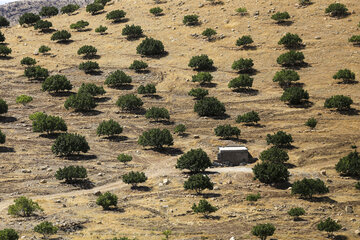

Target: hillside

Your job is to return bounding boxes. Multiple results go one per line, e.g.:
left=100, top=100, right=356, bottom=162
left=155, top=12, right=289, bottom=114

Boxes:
left=0, top=0, right=360, bottom=239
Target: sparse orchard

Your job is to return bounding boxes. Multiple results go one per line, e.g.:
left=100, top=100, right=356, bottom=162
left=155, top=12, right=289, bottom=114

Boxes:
left=122, top=24, right=143, bottom=39
left=129, top=60, right=148, bottom=72
left=278, top=33, right=303, bottom=49
left=95, top=25, right=108, bottom=34
left=117, top=154, right=132, bottom=164
left=228, top=74, right=253, bottom=91
left=174, top=124, right=186, bottom=135
left=77, top=45, right=98, bottom=58
left=202, top=28, right=216, bottom=41
left=317, top=218, right=342, bottom=238
left=280, top=87, right=309, bottom=105
left=61, top=4, right=79, bottom=15
left=39, top=45, right=51, bottom=54
left=335, top=151, right=360, bottom=177
left=0, top=98, right=8, bottom=115
left=246, top=193, right=261, bottom=202
left=137, top=84, right=156, bottom=95
left=24, top=66, right=49, bottom=81
left=325, top=3, right=348, bottom=17
left=349, top=35, right=360, bottom=45
left=277, top=51, right=305, bottom=67
left=39, top=6, right=58, bottom=18
left=30, top=112, right=67, bottom=134
left=305, top=117, right=317, bottom=129
left=288, top=207, right=305, bottom=221
left=145, top=107, right=170, bottom=122
left=236, top=35, right=253, bottom=48
left=333, top=69, right=356, bottom=84
left=33, top=20, right=53, bottom=32
left=0, top=16, right=10, bottom=27
left=273, top=69, right=300, bottom=88
left=0, top=229, right=18, bottom=240
left=0, top=129, right=6, bottom=144
left=0, top=45, right=12, bottom=57
left=259, top=147, right=289, bottom=164
left=150, top=7, right=163, bottom=16
left=271, top=12, right=290, bottom=23
left=78, top=83, right=105, bottom=97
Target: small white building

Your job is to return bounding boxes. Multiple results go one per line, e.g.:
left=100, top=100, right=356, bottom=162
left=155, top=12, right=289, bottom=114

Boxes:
left=216, top=146, right=250, bottom=166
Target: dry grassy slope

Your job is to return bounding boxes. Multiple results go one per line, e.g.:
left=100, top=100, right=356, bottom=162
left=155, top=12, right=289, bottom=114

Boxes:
left=0, top=0, right=360, bottom=239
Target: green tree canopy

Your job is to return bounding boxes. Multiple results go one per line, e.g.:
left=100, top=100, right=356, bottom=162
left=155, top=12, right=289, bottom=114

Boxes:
left=184, top=174, right=214, bottom=194
left=138, top=128, right=173, bottom=149
left=176, top=148, right=211, bottom=173
left=291, top=178, right=329, bottom=198
left=55, top=166, right=87, bottom=183
left=52, top=133, right=90, bottom=156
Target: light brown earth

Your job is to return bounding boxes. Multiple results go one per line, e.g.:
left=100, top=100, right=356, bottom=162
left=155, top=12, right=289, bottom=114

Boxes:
left=0, top=0, right=360, bottom=239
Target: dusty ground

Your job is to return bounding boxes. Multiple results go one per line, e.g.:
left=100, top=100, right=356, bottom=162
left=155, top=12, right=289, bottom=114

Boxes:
left=0, top=0, right=360, bottom=239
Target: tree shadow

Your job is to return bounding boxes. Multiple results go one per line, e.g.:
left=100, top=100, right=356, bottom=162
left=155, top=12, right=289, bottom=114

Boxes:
left=338, top=108, right=359, bottom=116
left=218, top=137, right=247, bottom=144
left=232, top=88, right=259, bottom=96
left=337, top=80, right=359, bottom=85
left=244, top=123, right=265, bottom=128
left=133, top=69, right=150, bottom=74
left=142, top=51, right=169, bottom=59
left=49, top=91, right=74, bottom=97
left=65, top=154, right=97, bottom=161
left=153, top=147, right=183, bottom=156
left=104, top=135, right=128, bottom=142
left=149, top=120, right=174, bottom=125
left=200, top=82, right=217, bottom=88
left=76, top=28, right=92, bottom=32
left=0, top=146, right=15, bottom=152
left=176, top=133, right=190, bottom=138
left=194, top=66, right=217, bottom=72
left=334, top=235, right=348, bottom=240
left=276, top=21, right=294, bottom=26
left=95, top=97, right=111, bottom=103
left=107, top=207, right=125, bottom=213
left=86, top=70, right=103, bottom=76
left=241, top=45, right=257, bottom=51
left=111, top=18, right=130, bottom=24
left=206, top=113, right=231, bottom=120
left=284, top=44, right=306, bottom=50
left=201, top=193, right=221, bottom=198
left=62, top=179, right=95, bottom=189
left=328, top=12, right=351, bottom=19
left=39, top=132, right=62, bottom=139
left=111, top=84, right=133, bottom=90
left=287, top=101, right=314, bottom=109
left=41, top=29, right=57, bottom=34
left=82, top=54, right=101, bottom=60
left=0, top=116, right=17, bottom=123
left=272, top=181, right=292, bottom=190
left=290, top=82, right=305, bottom=88
left=143, top=94, right=162, bottom=100
left=284, top=163, right=297, bottom=169
left=131, top=186, right=152, bottom=192
left=236, top=68, right=259, bottom=75
left=307, top=196, right=337, bottom=204
left=283, top=62, right=311, bottom=70
left=79, top=110, right=103, bottom=116
left=55, top=40, right=74, bottom=45
left=0, top=56, right=13, bottom=60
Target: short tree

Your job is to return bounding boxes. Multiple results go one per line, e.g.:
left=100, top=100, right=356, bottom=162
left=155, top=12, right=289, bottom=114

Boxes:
left=317, top=218, right=342, bottom=238
left=252, top=223, right=276, bottom=240
left=184, top=174, right=214, bottom=194
left=183, top=15, right=199, bottom=26
left=61, top=4, right=80, bottom=14
left=246, top=193, right=261, bottom=202
left=122, top=24, right=143, bottom=39
left=150, top=7, right=163, bottom=16
left=70, top=20, right=89, bottom=31
left=138, top=128, right=173, bottom=149
left=280, top=87, right=309, bottom=105
left=291, top=178, right=329, bottom=199
left=192, top=72, right=213, bottom=85
left=194, top=97, right=225, bottom=117
left=122, top=171, right=147, bottom=188
left=273, top=69, right=300, bottom=88
left=51, top=30, right=71, bottom=42
left=277, top=51, right=305, bottom=67
left=176, top=148, right=211, bottom=173
left=324, top=95, right=353, bottom=111
left=228, top=74, right=253, bottom=90
left=145, top=107, right=170, bottom=122
left=77, top=45, right=97, bottom=58
left=202, top=28, right=216, bottom=40
left=188, top=54, right=214, bottom=71
left=116, top=94, right=143, bottom=111
left=24, top=66, right=49, bottom=81
left=107, top=10, right=127, bottom=23
left=8, top=196, right=42, bottom=217
left=34, top=221, right=58, bottom=239
left=214, top=124, right=240, bottom=139
left=96, top=192, right=118, bottom=210
left=174, top=124, right=186, bottom=135
left=253, top=162, right=289, bottom=184
left=33, top=20, right=53, bottom=32
left=335, top=151, right=360, bottom=177
left=19, top=13, right=40, bottom=26
left=42, top=75, right=72, bottom=93
left=236, top=7, right=248, bottom=15
left=64, top=92, right=97, bottom=111
left=333, top=69, right=356, bottom=84
left=305, top=117, right=317, bottom=129
left=20, top=57, right=36, bottom=66
left=86, top=3, right=104, bottom=15
left=117, top=154, right=132, bottom=164
left=95, top=25, right=108, bottom=34
left=97, top=119, right=123, bottom=137
left=136, top=37, right=165, bottom=56
left=288, top=207, right=305, bottom=221
left=0, top=98, right=8, bottom=114
left=129, top=60, right=148, bottom=72
left=16, top=95, right=33, bottom=105
left=137, top=84, right=156, bottom=95
left=30, top=112, right=67, bottom=134
left=39, top=6, right=59, bottom=18
left=192, top=199, right=218, bottom=218
left=266, top=131, right=293, bottom=148
left=0, top=16, right=10, bottom=28
left=236, top=111, right=260, bottom=125
left=0, top=31, right=5, bottom=43
left=278, top=33, right=302, bottom=49
left=236, top=35, right=253, bottom=48
left=349, top=35, right=360, bottom=45
left=271, top=12, right=290, bottom=23
left=78, top=83, right=105, bottom=96
left=52, top=133, right=90, bottom=156
left=259, top=147, right=289, bottom=164
left=0, top=129, right=6, bottom=144
left=55, top=166, right=87, bottom=183
left=79, top=61, right=100, bottom=73
left=0, top=229, right=18, bottom=240
left=39, top=45, right=51, bottom=54
left=0, top=45, right=12, bottom=57
left=105, top=70, right=132, bottom=88
left=188, top=88, right=208, bottom=99
left=232, top=58, right=254, bottom=73
left=325, top=3, right=348, bottom=17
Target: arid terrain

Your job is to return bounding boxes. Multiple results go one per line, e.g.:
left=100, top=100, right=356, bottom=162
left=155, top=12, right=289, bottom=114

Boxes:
left=0, top=0, right=360, bottom=239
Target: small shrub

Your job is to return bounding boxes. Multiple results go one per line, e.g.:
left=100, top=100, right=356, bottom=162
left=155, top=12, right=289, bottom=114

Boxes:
left=183, top=15, right=199, bottom=26
left=77, top=45, right=97, bottom=58
left=188, top=88, right=208, bottom=99
left=192, top=199, right=218, bottom=217
left=324, top=95, right=353, bottom=111
left=202, top=28, right=216, bottom=40
left=184, top=174, right=214, bottom=194
left=288, top=207, right=305, bottom=220
left=19, top=13, right=40, bottom=26
left=272, top=69, right=300, bottom=87
left=194, top=97, right=225, bottom=117
left=174, top=124, right=186, bottom=135
left=192, top=72, right=213, bottom=85
left=129, top=60, right=148, bottom=72
left=136, top=37, right=165, bottom=56
left=116, top=94, right=143, bottom=111
left=252, top=224, right=276, bottom=240
left=335, top=151, right=360, bottom=177
left=253, top=162, right=289, bottom=184
left=34, top=221, right=57, bottom=239
left=176, top=148, right=211, bottom=173
left=188, top=54, right=214, bottom=71
left=0, top=16, right=10, bottom=27
left=278, top=33, right=302, bottom=49
left=137, top=84, right=156, bottom=94
left=55, top=166, right=87, bottom=183
left=51, top=30, right=71, bottom=42
left=246, top=193, right=261, bottom=202
left=107, top=10, right=126, bottom=22
left=277, top=50, right=305, bottom=66
left=145, top=107, right=170, bottom=121
left=291, top=178, right=329, bottom=198
left=214, top=124, right=240, bottom=139
left=70, top=20, right=89, bottom=31
left=236, top=35, right=253, bottom=47
left=8, top=196, right=42, bottom=217
left=16, top=95, right=33, bottom=105
left=79, top=61, right=100, bottom=73
left=271, top=12, right=290, bottom=23
left=0, top=98, right=8, bottom=114
left=150, top=7, right=163, bottom=16
left=259, top=147, right=289, bottom=164
left=117, top=154, right=132, bottom=164
left=228, top=74, right=253, bottom=90
left=30, top=112, right=67, bottom=134
left=266, top=131, right=293, bottom=148
left=42, top=75, right=72, bottom=93
left=96, top=192, right=118, bottom=210
left=34, top=20, right=52, bottom=32
left=0, top=31, right=5, bottom=43
left=299, top=0, right=311, bottom=6
left=0, top=129, right=6, bottom=144
left=333, top=69, right=356, bottom=83
left=52, top=133, right=90, bottom=156
left=0, top=45, right=11, bottom=56
left=95, top=25, right=108, bottom=34
left=317, top=218, right=342, bottom=237
left=39, top=6, right=59, bottom=18
left=305, top=117, right=317, bottom=129
left=61, top=4, right=79, bottom=14
left=78, top=83, right=105, bottom=96
left=349, top=35, right=360, bottom=45
left=64, top=92, right=96, bottom=111
left=24, top=66, right=49, bottom=81
left=20, top=57, right=36, bottom=66
left=231, top=58, right=254, bottom=73
left=105, top=70, right=132, bottom=88
left=280, top=87, right=309, bottom=105
left=122, top=171, right=147, bottom=187
left=138, top=128, right=173, bottom=149
left=97, top=119, right=123, bottom=137
left=0, top=229, right=18, bottom=240
left=86, top=3, right=104, bottom=15
left=236, top=111, right=260, bottom=125
left=325, top=3, right=348, bottom=17
left=39, top=45, right=51, bottom=54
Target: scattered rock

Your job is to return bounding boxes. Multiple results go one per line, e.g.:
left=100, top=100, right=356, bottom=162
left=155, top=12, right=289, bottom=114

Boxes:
left=315, top=36, right=321, bottom=39
left=94, top=191, right=102, bottom=196
left=33, top=49, right=39, bottom=55
left=320, top=170, right=326, bottom=176
left=163, top=179, right=170, bottom=185
left=345, top=205, right=354, bottom=214
left=355, top=230, right=360, bottom=236
left=21, top=169, right=31, bottom=173
left=193, top=135, right=200, bottom=139
left=40, top=179, right=47, bottom=184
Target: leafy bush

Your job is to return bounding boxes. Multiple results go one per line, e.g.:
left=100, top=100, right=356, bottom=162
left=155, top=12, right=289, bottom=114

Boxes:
left=0, top=129, right=5, bottom=144
left=34, top=20, right=52, bottom=32
left=214, top=124, right=240, bottom=139
left=0, top=31, right=5, bottom=43
left=333, top=69, right=356, bottom=83
left=117, top=154, right=132, bottom=164
left=273, top=69, right=300, bottom=87
left=324, top=95, right=353, bottom=111
left=8, top=196, right=42, bottom=217
left=129, top=60, right=148, bottom=72
left=20, top=57, right=36, bottom=66
left=259, top=147, right=289, bottom=164
left=30, top=112, right=67, bottom=134
left=0, top=16, right=10, bottom=27
left=24, top=66, right=49, bottom=81
left=188, top=54, right=214, bottom=71
left=232, top=58, right=254, bottom=72
left=277, top=51, right=305, bottom=66
left=246, top=193, right=261, bottom=201
left=107, top=10, right=126, bottom=22
left=288, top=207, right=305, bottom=220
left=122, top=171, right=147, bottom=187
left=86, top=3, right=104, bottom=15
left=236, top=35, right=253, bottom=47
left=280, top=87, right=309, bottom=105
left=138, top=128, right=173, bottom=148
left=236, top=111, right=260, bottom=125
left=184, top=174, right=214, bottom=194
left=349, top=35, right=360, bottom=45
left=335, top=151, right=360, bottom=177
left=39, top=6, right=58, bottom=18
left=77, top=45, right=97, bottom=58
left=192, top=199, right=217, bottom=217
left=16, top=95, right=33, bottom=105
left=253, top=162, right=289, bottom=184
left=55, top=166, right=87, bottom=183
left=252, top=223, right=276, bottom=240
left=95, top=25, right=108, bottom=34
left=0, top=229, right=18, bottom=240
left=299, top=0, right=311, bottom=6
left=228, top=74, right=253, bottom=90
left=64, top=92, right=96, bottom=111
left=51, top=30, right=71, bottom=42
left=52, top=133, right=90, bottom=156
left=79, top=61, right=100, bottom=73
left=42, top=75, right=72, bottom=92
left=192, top=72, right=213, bottom=85
left=291, top=178, right=329, bottom=198
left=116, top=94, right=143, bottom=111
left=78, top=83, right=105, bottom=96
left=0, top=98, right=8, bottom=114
left=19, top=13, right=40, bottom=26
left=145, top=107, right=170, bottom=121
left=305, top=117, right=317, bottom=129
left=271, top=12, right=290, bottom=22
left=97, top=119, right=123, bottom=137
left=202, top=28, right=216, bottom=40
left=188, top=88, right=208, bottom=99
left=96, top=192, right=118, bottom=210
left=236, top=7, right=247, bottom=14
left=176, top=148, right=211, bottom=173
left=70, top=20, right=89, bottom=31
left=61, top=4, right=79, bottom=14
left=174, top=124, right=186, bottom=135
left=317, top=218, right=342, bottom=237
left=34, top=221, right=57, bottom=238
left=136, top=37, right=165, bottom=56
left=122, top=24, right=143, bottom=39
left=0, top=45, right=11, bottom=56
left=183, top=15, right=199, bottom=26
left=266, top=131, right=293, bottom=148
left=325, top=3, right=348, bottom=17
left=39, top=45, right=51, bottom=54
left=137, top=84, right=156, bottom=94
left=150, top=7, right=163, bottom=16
left=194, top=97, right=226, bottom=117
left=278, top=33, right=302, bottom=49
left=105, top=70, right=132, bottom=88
